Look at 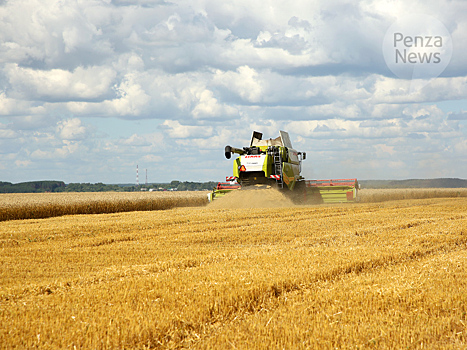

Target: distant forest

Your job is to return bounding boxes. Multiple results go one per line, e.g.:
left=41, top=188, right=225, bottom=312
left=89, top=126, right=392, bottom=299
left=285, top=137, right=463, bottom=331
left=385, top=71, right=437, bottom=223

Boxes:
left=0, top=180, right=218, bottom=193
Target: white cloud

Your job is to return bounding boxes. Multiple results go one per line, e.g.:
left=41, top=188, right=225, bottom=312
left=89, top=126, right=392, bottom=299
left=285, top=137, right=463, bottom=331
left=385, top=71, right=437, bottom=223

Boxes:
left=5, top=64, right=116, bottom=101
left=0, top=91, right=18, bottom=115
left=371, top=76, right=467, bottom=104
left=191, top=89, right=238, bottom=119
left=57, top=118, right=88, bottom=140
left=0, top=0, right=466, bottom=182
left=30, top=141, right=81, bottom=160
left=107, top=75, right=151, bottom=116
left=114, top=53, right=145, bottom=72
left=120, top=133, right=151, bottom=146
left=15, top=160, right=32, bottom=167
left=0, top=126, right=17, bottom=139
left=0, top=0, right=114, bottom=67
left=214, top=66, right=263, bottom=103
left=161, top=120, right=213, bottom=138
left=67, top=73, right=150, bottom=117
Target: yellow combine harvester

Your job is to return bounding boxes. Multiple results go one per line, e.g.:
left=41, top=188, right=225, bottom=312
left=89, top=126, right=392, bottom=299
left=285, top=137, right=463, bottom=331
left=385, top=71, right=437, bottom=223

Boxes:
left=209, top=130, right=359, bottom=203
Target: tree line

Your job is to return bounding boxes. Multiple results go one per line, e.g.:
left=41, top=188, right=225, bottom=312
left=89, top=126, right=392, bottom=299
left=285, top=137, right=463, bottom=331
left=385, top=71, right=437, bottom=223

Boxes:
left=0, top=180, right=218, bottom=193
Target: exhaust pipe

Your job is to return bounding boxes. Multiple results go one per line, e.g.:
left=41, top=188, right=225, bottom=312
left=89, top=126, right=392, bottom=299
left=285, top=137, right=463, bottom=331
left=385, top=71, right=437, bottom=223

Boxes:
left=225, top=145, right=232, bottom=159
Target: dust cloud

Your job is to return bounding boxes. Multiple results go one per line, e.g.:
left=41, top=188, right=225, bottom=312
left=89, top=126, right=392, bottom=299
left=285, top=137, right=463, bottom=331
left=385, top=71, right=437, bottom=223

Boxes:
left=208, top=188, right=295, bottom=209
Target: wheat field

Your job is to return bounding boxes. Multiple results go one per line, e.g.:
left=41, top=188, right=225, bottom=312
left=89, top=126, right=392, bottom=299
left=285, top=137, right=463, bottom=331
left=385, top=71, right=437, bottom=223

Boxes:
left=358, top=188, right=467, bottom=203
left=0, top=191, right=466, bottom=349
left=0, top=192, right=208, bottom=222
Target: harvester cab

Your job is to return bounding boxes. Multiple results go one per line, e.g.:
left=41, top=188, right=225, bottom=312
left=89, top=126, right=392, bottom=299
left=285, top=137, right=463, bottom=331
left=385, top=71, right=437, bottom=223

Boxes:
left=224, top=131, right=306, bottom=191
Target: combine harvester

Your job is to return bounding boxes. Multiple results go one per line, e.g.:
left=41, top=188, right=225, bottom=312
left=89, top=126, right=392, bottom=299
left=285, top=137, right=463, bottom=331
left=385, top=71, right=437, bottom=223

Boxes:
left=208, top=130, right=359, bottom=204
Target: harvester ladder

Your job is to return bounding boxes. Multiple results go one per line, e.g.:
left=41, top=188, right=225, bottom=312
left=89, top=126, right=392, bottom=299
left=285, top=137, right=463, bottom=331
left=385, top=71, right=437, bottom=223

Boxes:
left=273, top=148, right=283, bottom=189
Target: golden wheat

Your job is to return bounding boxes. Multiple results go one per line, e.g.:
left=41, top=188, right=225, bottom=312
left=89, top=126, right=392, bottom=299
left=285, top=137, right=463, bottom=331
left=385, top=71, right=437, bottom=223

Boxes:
left=0, top=196, right=466, bottom=348
left=0, top=191, right=208, bottom=221
left=358, top=188, right=467, bottom=203
left=2, top=188, right=465, bottom=222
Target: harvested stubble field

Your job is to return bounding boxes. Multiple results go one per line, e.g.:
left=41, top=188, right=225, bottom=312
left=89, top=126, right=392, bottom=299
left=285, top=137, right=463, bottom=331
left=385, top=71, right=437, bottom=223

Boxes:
left=1, top=190, right=466, bottom=349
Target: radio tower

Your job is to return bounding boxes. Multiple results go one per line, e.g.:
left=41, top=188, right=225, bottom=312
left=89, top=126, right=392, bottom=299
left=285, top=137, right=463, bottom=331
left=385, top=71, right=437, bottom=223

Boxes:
left=145, top=169, right=148, bottom=186
left=136, top=165, right=139, bottom=187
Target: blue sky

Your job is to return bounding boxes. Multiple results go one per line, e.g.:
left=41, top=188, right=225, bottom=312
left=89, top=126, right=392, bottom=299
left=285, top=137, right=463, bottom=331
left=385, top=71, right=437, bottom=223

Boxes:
left=0, top=0, right=466, bottom=184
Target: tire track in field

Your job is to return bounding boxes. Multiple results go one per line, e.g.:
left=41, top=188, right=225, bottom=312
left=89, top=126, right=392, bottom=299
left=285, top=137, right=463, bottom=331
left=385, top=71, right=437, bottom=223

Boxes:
left=170, top=236, right=467, bottom=349
left=195, top=248, right=467, bottom=349
left=0, top=254, right=239, bottom=302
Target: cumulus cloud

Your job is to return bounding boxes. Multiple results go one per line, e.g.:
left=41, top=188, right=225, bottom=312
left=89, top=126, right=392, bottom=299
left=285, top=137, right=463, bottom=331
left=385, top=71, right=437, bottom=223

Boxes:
left=66, top=73, right=151, bottom=117
left=0, top=0, right=114, bottom=68
left=57, top=118, right=89, bottom=140
left=0, top=124, right=17, bottom=139
left=0, top=0, right=466, bottom=182
left=191, top=88, right=238, bottom=119
left=5, top=64, right=116, bottom=101
left=161, top=120, right=213, bottom=138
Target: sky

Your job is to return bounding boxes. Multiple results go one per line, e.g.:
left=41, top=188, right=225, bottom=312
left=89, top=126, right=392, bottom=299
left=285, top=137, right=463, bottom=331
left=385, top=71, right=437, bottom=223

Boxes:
left=0, top=0, right=466, bottom=184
